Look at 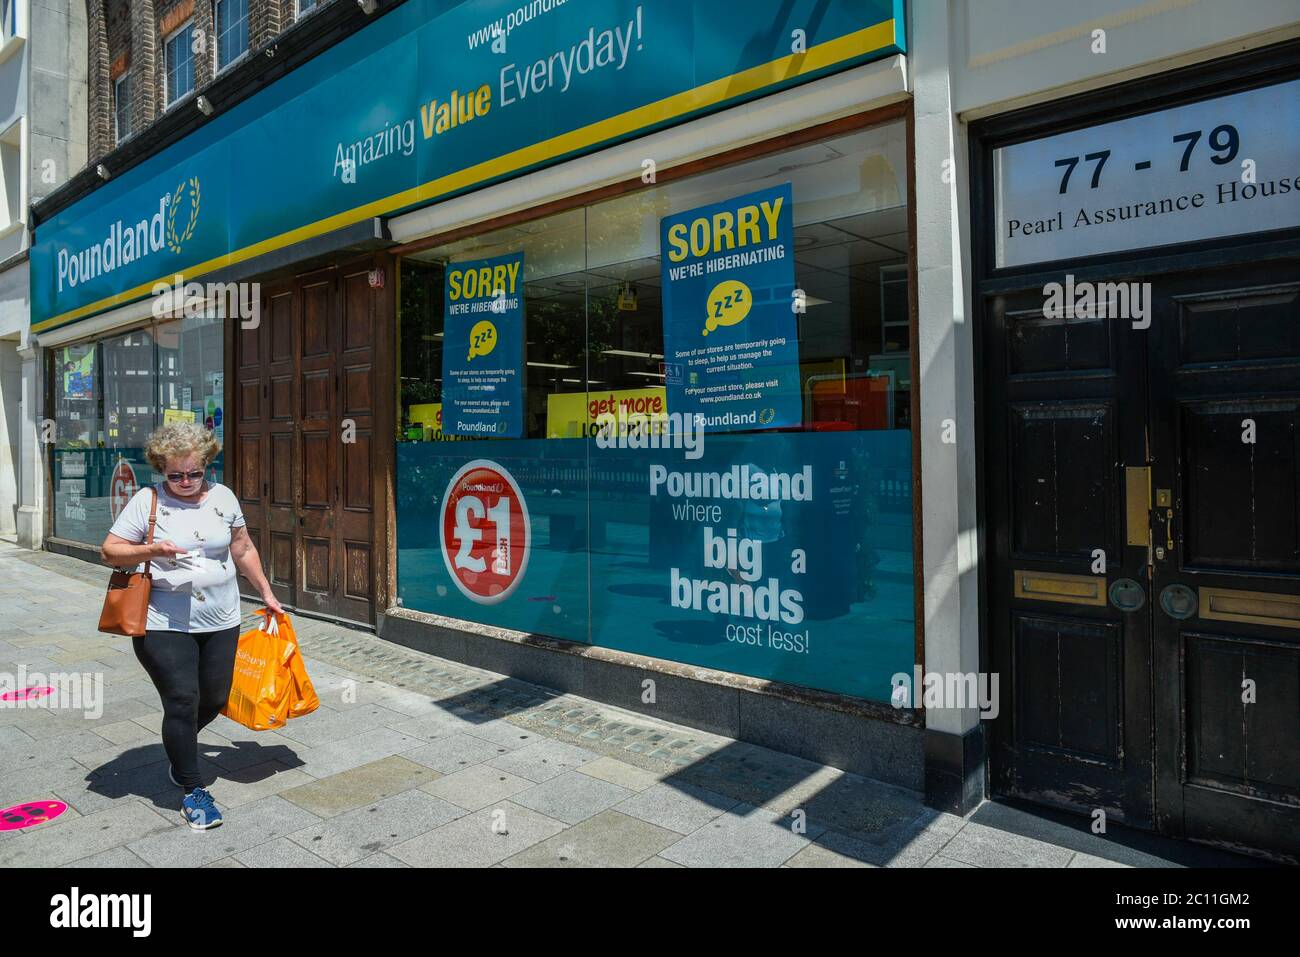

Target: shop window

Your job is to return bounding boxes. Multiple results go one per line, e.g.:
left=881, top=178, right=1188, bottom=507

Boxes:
left=399, top=208, right=592, bottom=638
left=156, top=312, right=226, bottom=470
left=215, top=0, right=249, bottom=73
left=164, top=23, right=195, bottom=106
left=52, top=342, right=104, bottom=544
left=50, top=315, right=226, bottom=547
left=396, top=121, right=914, bottom=703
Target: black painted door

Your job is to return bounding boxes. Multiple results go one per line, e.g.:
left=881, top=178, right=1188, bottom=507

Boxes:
left=986, top=260, right=1300, bottom=862
left=985, top=278, right=1156, bottom=831
left=1146, top=263, right=1300, bottom=861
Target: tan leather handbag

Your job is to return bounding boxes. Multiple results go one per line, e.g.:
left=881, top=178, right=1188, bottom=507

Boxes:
left=97, top=488, right=157, bottom=637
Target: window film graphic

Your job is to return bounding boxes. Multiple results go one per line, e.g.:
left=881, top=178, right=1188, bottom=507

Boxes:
left=440, top=459, right=533, bottom=605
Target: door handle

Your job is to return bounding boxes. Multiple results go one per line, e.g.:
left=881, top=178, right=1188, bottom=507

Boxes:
left=1153, top=507, right=1174, bottom=560
left=1158, top=583, right=1197, bottom=620
left=1108, top=578, right=1146, bottom=612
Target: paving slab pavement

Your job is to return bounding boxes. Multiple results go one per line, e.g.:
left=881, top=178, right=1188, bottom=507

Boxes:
left=0, top=541, right=1262, bottom=868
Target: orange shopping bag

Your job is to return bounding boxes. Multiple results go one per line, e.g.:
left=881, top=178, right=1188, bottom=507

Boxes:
left=276, top=612, right=320, bottom=719
left=223, top=610, right=298, bottom=731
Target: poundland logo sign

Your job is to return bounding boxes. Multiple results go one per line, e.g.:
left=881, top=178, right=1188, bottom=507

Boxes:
left=56, top=178, right=201, bottom=294
left=32, top=1, right=901, bottom=331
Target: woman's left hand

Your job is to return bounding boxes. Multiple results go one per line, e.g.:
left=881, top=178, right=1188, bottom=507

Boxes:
left=262, top=594, right=285, bottom=617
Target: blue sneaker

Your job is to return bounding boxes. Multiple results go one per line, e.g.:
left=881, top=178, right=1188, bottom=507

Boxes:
left=181, top=787, right=223, bottom=830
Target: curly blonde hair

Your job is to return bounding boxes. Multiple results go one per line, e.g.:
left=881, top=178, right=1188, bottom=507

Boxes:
left=145, top=422, right=221, bottom=472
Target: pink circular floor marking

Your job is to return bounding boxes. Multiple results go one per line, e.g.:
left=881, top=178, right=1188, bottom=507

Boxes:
left=0, top=686, right=54, bottom=702
left=0, top=801, right=67, bottom=830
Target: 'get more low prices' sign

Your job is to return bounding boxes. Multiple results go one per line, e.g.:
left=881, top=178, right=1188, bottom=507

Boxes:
left=994, top=77, right=1300, bottom=269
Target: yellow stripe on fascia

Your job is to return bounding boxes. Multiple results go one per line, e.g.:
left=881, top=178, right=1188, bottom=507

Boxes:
left=35, top=20, right=894, bottom=333
left=409, top=21, right=895, bottom=203
left=34, top=253, right=237, bottom=331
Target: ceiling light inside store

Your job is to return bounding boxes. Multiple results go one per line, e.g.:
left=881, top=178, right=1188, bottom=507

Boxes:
left=602, top=349, right=664, bottom=360
left=528, top=362, right=575, bottom=369
left=628, top=372, right=666, bottom=378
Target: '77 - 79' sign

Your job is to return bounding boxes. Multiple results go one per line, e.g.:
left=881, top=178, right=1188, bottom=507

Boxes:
left=993, top=76, right=1300, bottom=269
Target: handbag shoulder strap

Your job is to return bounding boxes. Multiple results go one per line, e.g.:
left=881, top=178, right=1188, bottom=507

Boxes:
left=145, top=487, right=158, bottom=543
left=141, top=487, right=158, bottom=578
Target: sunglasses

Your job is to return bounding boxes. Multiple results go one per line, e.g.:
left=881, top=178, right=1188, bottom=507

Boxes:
left=165, top=470, right=206, bottom=483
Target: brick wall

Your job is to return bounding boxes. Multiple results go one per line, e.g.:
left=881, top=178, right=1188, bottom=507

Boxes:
left=88, top=0, right=313, bottom=162
left=250, top=0, right=283, bottom=50
left=86, top=0, right=112, bottom=160
left=128, top=0, right=157, bottom=138
left=107, top=0, right=131, bottom=145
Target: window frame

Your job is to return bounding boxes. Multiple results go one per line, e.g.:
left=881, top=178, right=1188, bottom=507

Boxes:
left=213, top=0, right=250, bottom=76
left=163, top=20, right=196, bottom=108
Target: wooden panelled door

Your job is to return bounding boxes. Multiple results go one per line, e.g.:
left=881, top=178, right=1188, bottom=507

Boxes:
left=236, top=259, right=383, bottom=625
left=985, top=258, right=1300, bottom=862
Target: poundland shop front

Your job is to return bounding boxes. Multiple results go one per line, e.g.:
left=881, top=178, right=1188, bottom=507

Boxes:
left=32, top=1, right=927, bottom=794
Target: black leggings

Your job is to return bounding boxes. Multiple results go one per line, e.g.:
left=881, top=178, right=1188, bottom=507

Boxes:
left=131, top=626, right=240, bottom=790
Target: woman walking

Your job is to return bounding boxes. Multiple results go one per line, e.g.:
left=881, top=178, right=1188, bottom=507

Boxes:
left=101, top=421, right=282, bottom=830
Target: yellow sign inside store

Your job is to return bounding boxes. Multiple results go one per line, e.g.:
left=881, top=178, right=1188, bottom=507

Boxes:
left=408, top=403, right=471, bottom=441
left=547, top=387, right=668, bottom=439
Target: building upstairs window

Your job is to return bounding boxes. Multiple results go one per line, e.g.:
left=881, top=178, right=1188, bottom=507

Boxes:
left=296, top=0, right=318, bottom=17
left=0, top=121, right=21, bottom=231
left=1, top=0, right=16, bottom=43
left=215, top=0, right=249, bottom=72
left=114, top=74, right=131, bottom=144
left=164, top=22, right=195, bottom=106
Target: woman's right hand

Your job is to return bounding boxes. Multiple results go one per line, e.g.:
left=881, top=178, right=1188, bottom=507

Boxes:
left=153, top=540, right=184, bottom=559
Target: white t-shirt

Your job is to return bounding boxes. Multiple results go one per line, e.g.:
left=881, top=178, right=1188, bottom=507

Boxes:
left=109, top=482, right=247, bottom=633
